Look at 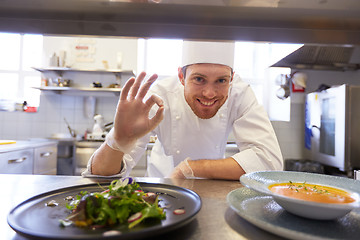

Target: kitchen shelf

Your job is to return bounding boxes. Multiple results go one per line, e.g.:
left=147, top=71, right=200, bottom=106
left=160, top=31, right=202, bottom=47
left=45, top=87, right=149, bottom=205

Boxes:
left=32, top=67, right=134, bottom=96
left=33, top=86, right=121, bottom=96
left=32, top=67, right=134, bottom=77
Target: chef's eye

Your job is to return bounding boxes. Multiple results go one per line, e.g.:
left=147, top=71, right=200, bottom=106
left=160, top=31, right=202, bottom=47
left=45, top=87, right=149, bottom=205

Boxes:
left=217, top=78, right=228, bottom=84
left=194, top=77, right=205, bottom=84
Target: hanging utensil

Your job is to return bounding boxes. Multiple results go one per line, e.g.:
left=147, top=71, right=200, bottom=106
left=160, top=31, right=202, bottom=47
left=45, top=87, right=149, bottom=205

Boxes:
left=64, top=118, right=76, bottom=138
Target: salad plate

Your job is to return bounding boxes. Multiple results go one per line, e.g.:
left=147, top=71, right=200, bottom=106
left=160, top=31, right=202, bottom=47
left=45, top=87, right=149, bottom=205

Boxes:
left=7, top=182, right=202, bottom=240
left=227, top=187, right=360, bottom=240
left=240, top=171, right=360, bottom=220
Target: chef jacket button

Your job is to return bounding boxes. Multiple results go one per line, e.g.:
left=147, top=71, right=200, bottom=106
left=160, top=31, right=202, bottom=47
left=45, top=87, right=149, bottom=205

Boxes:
left=220, top=113, right=225, bottom=118
left=176, top=115, right=180, bottom=120
left=216, top=145, right=219, bottom=149
left=176, top=150, right=180, bottom=154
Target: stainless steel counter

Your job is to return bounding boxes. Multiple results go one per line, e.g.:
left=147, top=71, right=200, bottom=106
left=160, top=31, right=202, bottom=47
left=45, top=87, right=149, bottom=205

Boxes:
left=1, top=174, right=285, bottom=240
left=0, top=139, right=57, bottom=153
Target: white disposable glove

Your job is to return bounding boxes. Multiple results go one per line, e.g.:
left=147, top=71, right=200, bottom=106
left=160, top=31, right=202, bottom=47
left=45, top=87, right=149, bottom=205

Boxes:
left=105, top=128, right=136, bottom=154
left=170, top=158, right=195, bottom=179
left=105, top=72, right=164, bottom=154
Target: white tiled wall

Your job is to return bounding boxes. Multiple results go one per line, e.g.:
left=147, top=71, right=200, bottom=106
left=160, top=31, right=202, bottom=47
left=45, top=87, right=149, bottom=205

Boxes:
left=0, top=89, right=122, bottom=140
left=272, top=102, right=305, bottom=160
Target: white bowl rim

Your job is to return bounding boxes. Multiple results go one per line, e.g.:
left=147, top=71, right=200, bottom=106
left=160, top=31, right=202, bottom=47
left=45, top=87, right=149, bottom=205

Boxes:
left=240, top=171, right=360, bottom=210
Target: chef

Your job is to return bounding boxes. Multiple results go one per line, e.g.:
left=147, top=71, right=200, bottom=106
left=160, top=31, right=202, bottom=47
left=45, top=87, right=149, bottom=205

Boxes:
left=83, top=40, right=283, bottom=180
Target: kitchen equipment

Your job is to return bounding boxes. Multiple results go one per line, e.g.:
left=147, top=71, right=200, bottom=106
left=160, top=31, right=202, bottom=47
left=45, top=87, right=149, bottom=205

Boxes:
left=85, top=115, right=112, bottom=141
left=92, top=82, right=102, bottom=88
left=276, top=85, right=290, bottom=100
left=74, top=140, right=102, bottom=175
left=291, top=72, right=307, bottom=88
left=276, top=75, right=291, bottom=100
left=305, top=84, right=360, bottom=176
left=63, top=118, right=76, bottom=138
left=74, top=114, right=112, bottom=175
left=56, top=139, right=74, bottom=175
left=3, top=0, right=360, bottom=46
left=104, top=122, right=113, bottom=132
left=271, top=45, right=360, bottom=71
left=355, top=170, right=360, bottom=180
left=92, top=114, right=104, bottom=134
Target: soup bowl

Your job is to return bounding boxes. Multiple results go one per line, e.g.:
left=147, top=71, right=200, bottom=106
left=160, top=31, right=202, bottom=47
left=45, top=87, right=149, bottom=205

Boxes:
left=240, top=171, right=360, bottom=220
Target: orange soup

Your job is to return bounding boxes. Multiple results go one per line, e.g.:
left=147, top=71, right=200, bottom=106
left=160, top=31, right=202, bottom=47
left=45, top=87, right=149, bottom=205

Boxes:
left=268, top=182, right=357, bottom=204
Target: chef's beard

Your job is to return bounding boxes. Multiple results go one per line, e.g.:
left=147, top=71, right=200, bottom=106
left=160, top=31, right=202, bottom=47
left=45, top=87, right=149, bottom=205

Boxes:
left=184, top=95, right=228, bottom=119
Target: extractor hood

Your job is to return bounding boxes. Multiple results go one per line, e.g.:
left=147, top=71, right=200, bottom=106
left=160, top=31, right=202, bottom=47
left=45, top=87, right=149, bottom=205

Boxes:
left=271, top=45, right=360, bottom=71
left=0, top=0, right=360, bottom=45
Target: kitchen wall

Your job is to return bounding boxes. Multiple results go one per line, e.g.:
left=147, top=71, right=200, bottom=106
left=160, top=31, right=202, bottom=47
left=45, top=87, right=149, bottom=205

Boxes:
left=0, top=36, right=138, bottom=140
left=1, top=36, right=359, bottom=162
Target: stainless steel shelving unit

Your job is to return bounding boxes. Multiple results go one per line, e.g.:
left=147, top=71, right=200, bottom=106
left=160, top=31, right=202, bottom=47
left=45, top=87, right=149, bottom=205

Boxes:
left=33, top=67, right=134, bottom=77
left=32, top=67, right=135, bottom=96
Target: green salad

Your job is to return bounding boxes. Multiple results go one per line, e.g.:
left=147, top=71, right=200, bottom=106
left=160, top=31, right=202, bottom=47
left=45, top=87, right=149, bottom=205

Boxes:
left=60, top=177, right=166, bottom=229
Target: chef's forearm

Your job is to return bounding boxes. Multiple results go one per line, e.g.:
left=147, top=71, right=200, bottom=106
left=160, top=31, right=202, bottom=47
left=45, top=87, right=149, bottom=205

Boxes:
left=91, top=142, right=124, bottom=176
left=188, top=157, right=245, bottom=180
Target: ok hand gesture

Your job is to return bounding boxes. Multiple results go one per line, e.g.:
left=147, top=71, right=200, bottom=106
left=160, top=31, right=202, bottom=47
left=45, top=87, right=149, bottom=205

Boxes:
left=108, top=71, right=164, bottom=153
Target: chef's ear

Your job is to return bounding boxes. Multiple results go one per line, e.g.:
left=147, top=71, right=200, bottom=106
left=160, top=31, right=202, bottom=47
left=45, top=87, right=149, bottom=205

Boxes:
left=178, top=67, right=185, bottom=86
left=231, top=70, right=235, bottom=82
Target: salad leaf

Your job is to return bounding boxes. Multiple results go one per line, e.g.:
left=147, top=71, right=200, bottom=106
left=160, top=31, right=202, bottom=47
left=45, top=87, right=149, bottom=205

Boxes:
left=60, top=177, right=166, bottom=229
left=128, top=196, right=166, bottom=228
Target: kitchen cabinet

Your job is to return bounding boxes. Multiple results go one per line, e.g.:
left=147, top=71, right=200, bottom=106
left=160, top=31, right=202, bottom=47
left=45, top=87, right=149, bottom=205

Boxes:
left=0, top=149, right=34, bottom=174
left=0, top=140, right=58, bottom=175
left=33, top=144, right=57, bottom=175
left=33, top=67, right=134, bottom=96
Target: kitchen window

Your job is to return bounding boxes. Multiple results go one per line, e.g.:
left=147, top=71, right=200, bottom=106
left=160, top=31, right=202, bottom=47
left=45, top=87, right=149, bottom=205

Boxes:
left=234, top=41, right=302, bottom=121
left=0, top=33, right=43, bottom=111
left=137, top=38, right=183, bottom=78
left=138, top=38, right=301, bottom=121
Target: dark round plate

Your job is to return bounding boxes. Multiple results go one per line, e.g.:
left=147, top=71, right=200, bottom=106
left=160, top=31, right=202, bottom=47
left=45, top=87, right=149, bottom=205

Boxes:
left=8, top=182, right=202, bottom=240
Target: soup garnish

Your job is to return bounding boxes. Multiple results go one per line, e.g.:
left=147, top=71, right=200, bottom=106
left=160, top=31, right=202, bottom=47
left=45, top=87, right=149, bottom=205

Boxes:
left=268, top=181, right=357, bottom=204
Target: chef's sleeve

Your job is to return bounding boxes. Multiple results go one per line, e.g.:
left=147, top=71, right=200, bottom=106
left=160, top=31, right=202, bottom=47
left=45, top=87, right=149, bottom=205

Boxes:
left=81, top=133, right=150, bottom=178
left=230, top=86, right=283, bottom=173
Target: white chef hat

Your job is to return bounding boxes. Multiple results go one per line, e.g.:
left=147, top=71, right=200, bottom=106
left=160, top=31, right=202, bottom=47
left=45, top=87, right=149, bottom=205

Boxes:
left=181, top=40, right=235, bottom=68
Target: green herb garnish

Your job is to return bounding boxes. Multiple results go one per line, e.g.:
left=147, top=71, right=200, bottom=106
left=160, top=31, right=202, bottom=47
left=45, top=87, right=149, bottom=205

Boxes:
left=60, top=177, right=166, bottom=229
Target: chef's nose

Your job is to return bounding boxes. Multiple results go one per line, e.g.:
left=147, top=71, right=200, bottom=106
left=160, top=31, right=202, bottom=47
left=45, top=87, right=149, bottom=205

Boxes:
left=202, top=84, right=216, bottom=98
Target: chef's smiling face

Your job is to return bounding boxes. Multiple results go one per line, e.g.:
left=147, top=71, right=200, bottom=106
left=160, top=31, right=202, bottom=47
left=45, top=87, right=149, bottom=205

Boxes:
left=178, top=63, right=233, bottom=119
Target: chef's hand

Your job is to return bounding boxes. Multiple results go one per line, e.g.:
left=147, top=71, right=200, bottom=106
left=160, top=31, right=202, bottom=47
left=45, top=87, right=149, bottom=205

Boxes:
left=106, top=72, right=164, bottom=153
left=170, top=158, right=195, bottom=179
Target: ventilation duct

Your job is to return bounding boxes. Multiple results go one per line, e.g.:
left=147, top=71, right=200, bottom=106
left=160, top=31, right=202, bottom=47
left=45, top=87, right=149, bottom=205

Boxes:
left=271, top=45, right=360, bottom=71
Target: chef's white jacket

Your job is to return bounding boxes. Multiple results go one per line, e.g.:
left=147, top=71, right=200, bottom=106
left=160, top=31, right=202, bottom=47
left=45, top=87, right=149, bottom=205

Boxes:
left=83, top=75, right=283, bottom=178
